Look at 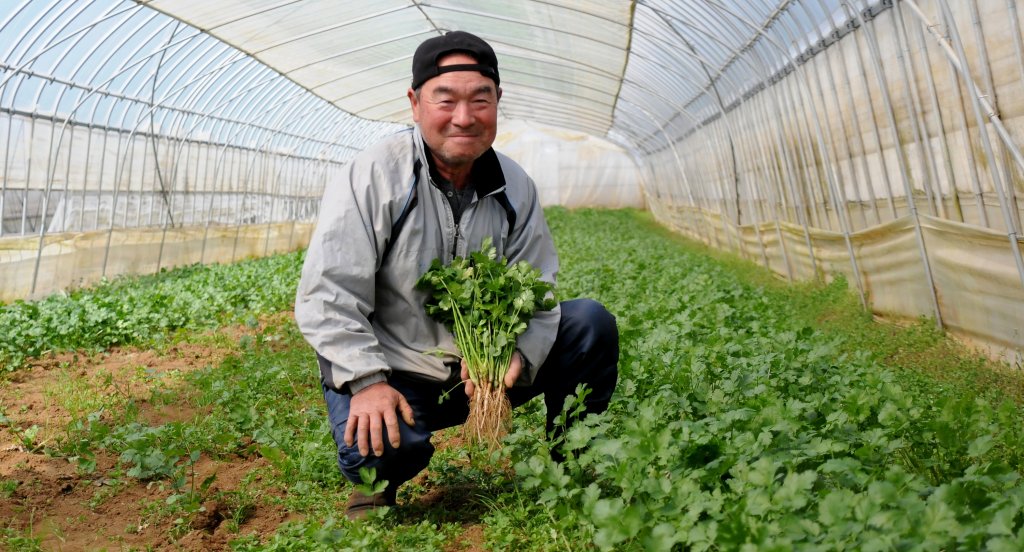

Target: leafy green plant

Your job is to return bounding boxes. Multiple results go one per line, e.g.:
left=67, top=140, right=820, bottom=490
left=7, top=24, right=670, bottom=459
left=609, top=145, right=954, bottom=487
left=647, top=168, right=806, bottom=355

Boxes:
left=219, top=485, right=260, bottom=533
left=0, top=479, right=17, bottom=498
left=417, top=237, right=556, bottom=446
left=0, top=251, right=304, bottom=372
left=0, top=527, right=43, bottom=552
left=164, top=450, right=218, bottom=537
left=13, top=424, right=45, bottom=453
left=355, top=466, right=388, bottom=497
left=482, top=208, right=1024, bottom=551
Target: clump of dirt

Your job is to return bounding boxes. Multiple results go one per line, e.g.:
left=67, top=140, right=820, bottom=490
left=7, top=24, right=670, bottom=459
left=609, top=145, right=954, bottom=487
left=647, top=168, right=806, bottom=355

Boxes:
left=0, top=323, right=293, bottom=550
left=1, top=312, right=486, bottom=550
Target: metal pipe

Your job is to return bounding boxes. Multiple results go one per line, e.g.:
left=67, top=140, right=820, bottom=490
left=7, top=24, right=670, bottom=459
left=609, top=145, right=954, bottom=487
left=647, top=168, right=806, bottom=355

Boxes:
left=795, top=0, right=863, bottom=232
left=0, top=110, right=16, bottom=237
left=931, top=0, right=1024, bottom=292
left=768, top=76, right=820, bottom=278
left=849, top=0, right=943, bottom=328
left=782, top=11, right=844, bottom=234
left=893, top=1, right=943, bottom=219
left=902, top=1, right=1020, bottom=224
left=785, top=62, right=829, bottom=230
left=777, top=19, right=866, bottom=308
left=737, top=101, right=774, bottom=272
left=947, top=32, right=990, bottom=227
left=747, top=71, right=798, bottom=281
left=26, top=6, right=165, bottom=285
left=840, top=1, right=899, bottom=221
left=968, top=0, right=1022, bottom=234
left=1008, top=0, right=1024, bottom=109
left=908, top=3, right=964, bottom=223
left=816, top=0, right=882, bottom=228
left=21, top=112, right=37, bottom=235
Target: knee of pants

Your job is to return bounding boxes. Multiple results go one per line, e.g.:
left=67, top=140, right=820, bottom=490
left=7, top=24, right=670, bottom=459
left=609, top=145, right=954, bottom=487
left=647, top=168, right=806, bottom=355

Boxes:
left=570, top=299, right=619, bottom=403
left=569, top=298, right=620, bottom=360
left=332, top=418, right=435, bottom=485
left=565, top=299, right=618, bottom=366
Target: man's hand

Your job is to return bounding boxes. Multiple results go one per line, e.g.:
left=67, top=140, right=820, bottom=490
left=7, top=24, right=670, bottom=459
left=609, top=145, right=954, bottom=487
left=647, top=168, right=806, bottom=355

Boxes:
left=344, top=382, right=415, bottom=457
left=461, top=350, right=523, bottom=398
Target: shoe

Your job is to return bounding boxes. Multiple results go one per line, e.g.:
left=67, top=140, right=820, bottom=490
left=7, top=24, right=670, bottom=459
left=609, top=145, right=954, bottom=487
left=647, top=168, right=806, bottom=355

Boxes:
left=345, top=486, right=397, bottom=520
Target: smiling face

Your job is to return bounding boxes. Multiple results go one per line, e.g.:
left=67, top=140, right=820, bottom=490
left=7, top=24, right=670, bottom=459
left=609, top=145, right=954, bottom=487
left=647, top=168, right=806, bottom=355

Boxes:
left=408, top=52, right=501, bottom=184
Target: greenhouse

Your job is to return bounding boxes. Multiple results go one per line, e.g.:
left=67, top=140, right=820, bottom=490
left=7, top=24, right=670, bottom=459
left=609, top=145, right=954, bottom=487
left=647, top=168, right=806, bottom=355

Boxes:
left=2, top=0, right=1024, bottom=549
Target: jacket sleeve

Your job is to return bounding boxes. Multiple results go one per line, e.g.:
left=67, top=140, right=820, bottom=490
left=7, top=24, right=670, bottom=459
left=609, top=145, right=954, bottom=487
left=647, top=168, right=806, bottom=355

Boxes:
left=505, top=175, right=560, bottom=384
left=295, top=158, right=392, bottom=394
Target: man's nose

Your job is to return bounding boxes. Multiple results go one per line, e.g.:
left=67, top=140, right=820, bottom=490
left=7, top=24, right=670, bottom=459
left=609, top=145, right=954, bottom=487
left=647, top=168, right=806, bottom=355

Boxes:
left=451, top=100, right=473, bottom=126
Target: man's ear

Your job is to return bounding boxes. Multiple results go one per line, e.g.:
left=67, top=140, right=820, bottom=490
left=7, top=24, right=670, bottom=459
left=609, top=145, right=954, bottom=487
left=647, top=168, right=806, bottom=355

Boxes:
left=496, top=87, right=502, bottom=103
left=408, top=87, right=420, bottom=122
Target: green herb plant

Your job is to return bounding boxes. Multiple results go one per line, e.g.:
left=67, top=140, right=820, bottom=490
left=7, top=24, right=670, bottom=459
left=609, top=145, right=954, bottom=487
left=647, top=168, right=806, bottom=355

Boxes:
left=417, top=237, right=556, bottom=447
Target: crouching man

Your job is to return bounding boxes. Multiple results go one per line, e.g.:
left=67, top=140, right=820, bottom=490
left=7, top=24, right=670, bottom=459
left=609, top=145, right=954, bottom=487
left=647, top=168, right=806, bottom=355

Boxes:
left=295, top=30, right=618, bottom=519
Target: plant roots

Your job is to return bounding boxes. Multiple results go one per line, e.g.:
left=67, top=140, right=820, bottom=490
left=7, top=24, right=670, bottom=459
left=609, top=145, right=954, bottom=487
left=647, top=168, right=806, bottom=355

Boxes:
left=464, top=383, right=512, bottom=449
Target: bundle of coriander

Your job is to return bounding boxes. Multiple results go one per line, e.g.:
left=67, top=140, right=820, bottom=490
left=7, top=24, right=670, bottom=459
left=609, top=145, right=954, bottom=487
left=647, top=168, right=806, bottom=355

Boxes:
left=416, top=237, right=556, bottom=447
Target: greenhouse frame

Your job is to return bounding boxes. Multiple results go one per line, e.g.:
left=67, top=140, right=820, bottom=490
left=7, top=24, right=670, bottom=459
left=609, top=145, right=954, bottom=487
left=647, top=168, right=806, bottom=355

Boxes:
left=1, top=0, right=1023, bottom=359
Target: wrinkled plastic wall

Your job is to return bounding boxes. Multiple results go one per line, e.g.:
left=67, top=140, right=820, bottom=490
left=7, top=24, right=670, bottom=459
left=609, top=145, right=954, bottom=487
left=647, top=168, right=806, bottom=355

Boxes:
left=494, top=119, right=644, bottom=209
left=0, top=0, right=404, bottom=302
left=0, top=112, right=333, bottom=301
left=1, top=115, right=324, bottom=235
left=642, top=0, right=1024, bottom=364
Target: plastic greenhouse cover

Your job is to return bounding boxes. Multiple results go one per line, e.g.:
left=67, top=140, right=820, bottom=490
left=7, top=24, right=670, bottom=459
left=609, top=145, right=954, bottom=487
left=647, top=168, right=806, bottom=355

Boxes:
left=141, top=0, right=631, bottom=132
left=135, top=0, right=862, bottom=155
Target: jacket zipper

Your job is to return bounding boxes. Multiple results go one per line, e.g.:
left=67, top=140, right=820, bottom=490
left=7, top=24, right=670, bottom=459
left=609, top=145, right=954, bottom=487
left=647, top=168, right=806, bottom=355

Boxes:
left=432, top=178, right=458, bottom=263
left=452, top=222, right=460, bottom=260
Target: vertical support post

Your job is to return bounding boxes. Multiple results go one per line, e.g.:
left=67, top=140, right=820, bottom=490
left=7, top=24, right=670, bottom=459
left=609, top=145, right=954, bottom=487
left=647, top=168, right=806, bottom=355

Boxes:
left=909, top=6, right=964, bottom=223
left=850, top=0, right=943, bottom=328
left=968, top=0, right=1022, bottom=234
left=893, top=1, right=945, bottom=220
left=820, top=0, right=882, bottom=227
left=934, top=0, right=1024, bottom=291
left=771, top=81, right=820, bottom=279
left=844, top=3, right=899, bottom=220
left=787, top=38, right=867, bottom=308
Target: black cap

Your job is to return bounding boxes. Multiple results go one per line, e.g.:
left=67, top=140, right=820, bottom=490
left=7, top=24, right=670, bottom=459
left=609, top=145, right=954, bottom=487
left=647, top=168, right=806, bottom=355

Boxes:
left=411, top=30, right=500, bottom=90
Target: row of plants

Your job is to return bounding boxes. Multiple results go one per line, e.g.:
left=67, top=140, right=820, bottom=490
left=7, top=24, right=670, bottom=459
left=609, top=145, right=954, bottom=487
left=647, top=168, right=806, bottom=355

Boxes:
left=4, top=208, right=1024, bottom=550
left=0, top=252, right=304, bottom=371
left=486, top=208, right=1024, bottom=550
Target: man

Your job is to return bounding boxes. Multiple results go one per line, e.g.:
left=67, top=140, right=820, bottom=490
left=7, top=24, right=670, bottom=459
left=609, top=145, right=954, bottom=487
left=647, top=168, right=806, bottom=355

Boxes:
left=295, top=30, right=618, bottom=520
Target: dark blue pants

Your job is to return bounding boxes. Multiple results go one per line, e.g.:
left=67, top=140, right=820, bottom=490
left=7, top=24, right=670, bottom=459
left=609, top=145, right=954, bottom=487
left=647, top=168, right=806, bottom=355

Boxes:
left=321, top=298, right=619, bottom=489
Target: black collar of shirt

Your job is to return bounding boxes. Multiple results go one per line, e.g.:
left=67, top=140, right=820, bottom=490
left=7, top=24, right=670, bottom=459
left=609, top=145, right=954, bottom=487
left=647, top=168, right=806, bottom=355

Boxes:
left=422, top=141, right=506, bottom=198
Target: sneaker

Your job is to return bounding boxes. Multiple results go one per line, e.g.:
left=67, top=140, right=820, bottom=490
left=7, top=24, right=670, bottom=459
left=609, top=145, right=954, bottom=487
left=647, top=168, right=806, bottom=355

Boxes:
left=345, top=486, right=397, bottom=520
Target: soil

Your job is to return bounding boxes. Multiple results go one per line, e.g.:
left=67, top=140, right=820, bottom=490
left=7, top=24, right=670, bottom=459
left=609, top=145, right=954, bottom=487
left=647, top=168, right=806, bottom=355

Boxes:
left=0, top=319, right=486, bottom=551
left=0, top=327, right=282, bottom=551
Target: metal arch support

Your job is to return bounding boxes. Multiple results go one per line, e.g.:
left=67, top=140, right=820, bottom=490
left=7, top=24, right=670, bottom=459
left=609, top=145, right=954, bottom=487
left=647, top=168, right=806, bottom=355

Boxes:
left=704, top=0, right=869, bottom=307
left=838, top=0, right=942, bottom=326
left=913, top=0, right=1024, bottom=293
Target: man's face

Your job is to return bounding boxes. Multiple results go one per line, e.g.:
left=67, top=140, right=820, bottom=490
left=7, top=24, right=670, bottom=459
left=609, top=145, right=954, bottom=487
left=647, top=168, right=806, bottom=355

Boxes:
left=408, top=52, right=501, bottom=174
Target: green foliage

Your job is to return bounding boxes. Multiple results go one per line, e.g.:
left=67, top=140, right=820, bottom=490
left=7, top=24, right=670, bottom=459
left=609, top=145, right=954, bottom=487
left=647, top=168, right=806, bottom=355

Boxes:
left=13, top=424, right=44, bottom=452
left=355, top=467, right=389, bottom=497
left=0, top=252, right=304, bottom=371
left=0, top=479, right=16, bottom=498
left=489, top=208, right=1024, bottom=551
left=8, top=208, right=1024, bottom=550
left=416, top=237, right=556, bottom=388
left=0, top=528, right=43, bottom=552
left=190, top=324, right=342, bottom=491
left=230, top=517, right=457, bottom=551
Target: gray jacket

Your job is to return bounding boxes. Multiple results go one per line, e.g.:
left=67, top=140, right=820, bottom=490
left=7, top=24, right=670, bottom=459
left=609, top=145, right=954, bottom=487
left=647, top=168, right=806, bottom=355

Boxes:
left=295, top=126, right=560, bottom=394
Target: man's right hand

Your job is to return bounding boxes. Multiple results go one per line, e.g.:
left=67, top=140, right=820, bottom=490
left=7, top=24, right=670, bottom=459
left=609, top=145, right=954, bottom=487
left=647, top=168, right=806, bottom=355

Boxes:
left=344, top=382, right=415, bottom=457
